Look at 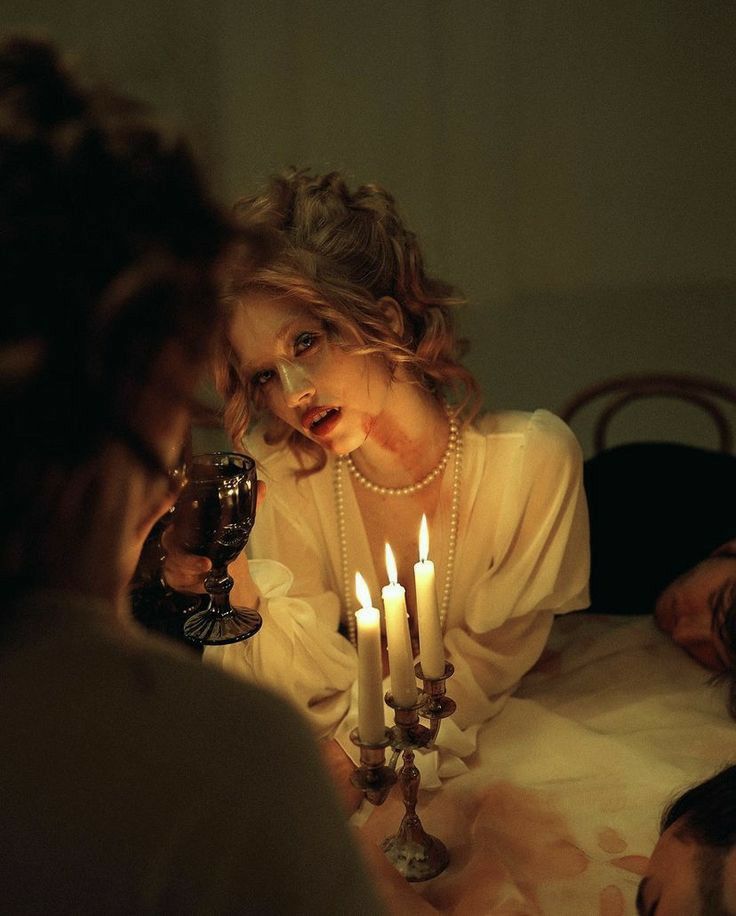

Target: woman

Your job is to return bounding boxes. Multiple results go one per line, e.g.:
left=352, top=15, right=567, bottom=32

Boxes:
left=166, top=169, right=590, bottom=783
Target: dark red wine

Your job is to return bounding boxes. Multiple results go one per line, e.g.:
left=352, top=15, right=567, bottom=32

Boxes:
left=175, top=458, right=256, bottom=567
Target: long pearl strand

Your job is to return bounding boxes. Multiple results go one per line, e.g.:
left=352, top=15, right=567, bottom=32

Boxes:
left=335, top=411, right=463, bottom=647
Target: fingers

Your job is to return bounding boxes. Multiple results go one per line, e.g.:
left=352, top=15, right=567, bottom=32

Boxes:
left=156, top=476, right=265, bottom=594
left=161, top=526, right=211, bottom=594
left=256, top=479, right=267, bottom=510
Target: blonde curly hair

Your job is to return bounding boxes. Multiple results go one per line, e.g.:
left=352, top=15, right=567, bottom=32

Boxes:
left=215, top=169, right=480, bottom=473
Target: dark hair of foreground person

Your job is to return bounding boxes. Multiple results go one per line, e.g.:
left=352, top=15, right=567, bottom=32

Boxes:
left=0, top=35, right=383, bottom=915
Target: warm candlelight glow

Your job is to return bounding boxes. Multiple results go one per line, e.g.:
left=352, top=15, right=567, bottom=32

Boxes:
left=355, top=571, right=372, bottom=610
left=385, top=542, right=398, bottom=585
left=419, top=514, right=429, bottom=563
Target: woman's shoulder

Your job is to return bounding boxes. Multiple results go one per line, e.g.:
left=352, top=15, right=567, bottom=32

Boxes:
left=474, top=407, right=572, bottom=438
left=472, top=408, right=581, bottom=464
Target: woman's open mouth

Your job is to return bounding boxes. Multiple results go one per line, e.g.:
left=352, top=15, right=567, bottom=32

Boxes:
left=301, top=406, right=342, bottom=438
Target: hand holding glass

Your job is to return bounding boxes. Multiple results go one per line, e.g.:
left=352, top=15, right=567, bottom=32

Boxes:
left=171, top=452, right=261, bottom=645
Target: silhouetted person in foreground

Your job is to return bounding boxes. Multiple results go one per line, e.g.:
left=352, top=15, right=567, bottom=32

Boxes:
left=0, top=36, right=383, bottom=915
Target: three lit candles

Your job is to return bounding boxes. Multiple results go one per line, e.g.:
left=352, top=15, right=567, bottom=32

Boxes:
left=355, top=514, right=446, bottom=744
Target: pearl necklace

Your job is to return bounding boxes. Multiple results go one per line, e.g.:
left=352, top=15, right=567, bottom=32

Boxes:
left=345, top=411, right=459, bottom=495
left=335, top=412, right=463, bottom=647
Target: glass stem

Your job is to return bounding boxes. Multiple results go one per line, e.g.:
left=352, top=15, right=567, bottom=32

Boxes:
left=204, top=566, right=234, bottom=618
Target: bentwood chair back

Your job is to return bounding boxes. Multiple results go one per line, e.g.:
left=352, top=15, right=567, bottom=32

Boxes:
left=566, top=373, right=736, bottom=615
left=560, top=372, right=736, bottom=455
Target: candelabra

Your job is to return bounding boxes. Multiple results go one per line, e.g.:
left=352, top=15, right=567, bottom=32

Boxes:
left=350, top=662, right=455, bottom=882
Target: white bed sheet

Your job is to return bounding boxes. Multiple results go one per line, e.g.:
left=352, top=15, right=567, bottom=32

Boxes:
left=359, top=613, right=736, bottom=915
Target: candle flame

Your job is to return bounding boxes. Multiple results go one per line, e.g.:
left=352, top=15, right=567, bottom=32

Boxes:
left=385, top=542, right=398, bottom=585
left=419, top=514, right=429, bottom=563
left=355, top=571, right=372, bottom=610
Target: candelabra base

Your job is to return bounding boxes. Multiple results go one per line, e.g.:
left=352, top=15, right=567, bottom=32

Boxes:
left=381, top=822, right=449, bottom=882
left=352, top=667, right=456, bottom=883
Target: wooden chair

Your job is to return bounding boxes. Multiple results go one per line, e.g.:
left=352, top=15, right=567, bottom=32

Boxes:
left=560, top=372, right=736, bottom=454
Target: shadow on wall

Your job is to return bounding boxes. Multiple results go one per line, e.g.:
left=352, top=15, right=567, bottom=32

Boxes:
left=466, top=281, right=736, bottom=457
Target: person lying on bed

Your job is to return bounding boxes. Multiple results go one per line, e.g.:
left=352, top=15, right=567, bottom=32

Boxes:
left=637, top=763, right=736, bottom=916
left=654, top=539, right=736, bottom=703
left=585, top=442, right=736, bottom=703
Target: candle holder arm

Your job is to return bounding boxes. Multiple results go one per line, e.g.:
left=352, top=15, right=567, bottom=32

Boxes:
left=415, top=661, right=456, bottom=748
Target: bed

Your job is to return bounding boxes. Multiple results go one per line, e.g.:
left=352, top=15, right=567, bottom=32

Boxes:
left=358, top=613, right=735, bottom=914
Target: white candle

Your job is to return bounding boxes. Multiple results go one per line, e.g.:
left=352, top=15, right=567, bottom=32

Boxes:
left=355, top=572, right=386, bottom=745
left=382, top=543, right=418, bottom=707
left=414, top=515, right=446, bottom=679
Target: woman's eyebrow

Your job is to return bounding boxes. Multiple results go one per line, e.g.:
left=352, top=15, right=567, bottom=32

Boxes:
left=239, top=318, right=303, bottom=378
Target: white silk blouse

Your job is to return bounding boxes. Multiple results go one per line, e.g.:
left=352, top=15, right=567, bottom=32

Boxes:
left=205, top=409, right=590, bottom=785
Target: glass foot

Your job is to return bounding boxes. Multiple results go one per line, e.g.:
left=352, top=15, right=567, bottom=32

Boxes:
left=183, top=605, right=262, bottom=646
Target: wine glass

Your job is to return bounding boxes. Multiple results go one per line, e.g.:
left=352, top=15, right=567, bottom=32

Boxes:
left=172, top=451, right=262, bottom=645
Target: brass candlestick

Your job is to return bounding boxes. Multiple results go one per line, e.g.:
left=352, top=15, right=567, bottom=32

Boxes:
left=350, top=661, right=455, bottom=882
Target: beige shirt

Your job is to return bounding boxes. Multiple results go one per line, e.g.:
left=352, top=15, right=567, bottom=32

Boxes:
left=1, top=590, right=383, bottom=915
left=208, top=410, right=590, bottom=784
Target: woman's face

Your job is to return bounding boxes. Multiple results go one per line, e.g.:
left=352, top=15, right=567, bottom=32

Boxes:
left=229, top=292, right=393, bottom=456
left=654, top=554, right=736, bottom=671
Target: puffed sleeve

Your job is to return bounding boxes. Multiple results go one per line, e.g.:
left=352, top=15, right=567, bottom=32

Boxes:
left=470, top=409, right=589, bottom=626
left=203, top=452, right=358, bottom=739
left=446, top=410, right=590, bottom=730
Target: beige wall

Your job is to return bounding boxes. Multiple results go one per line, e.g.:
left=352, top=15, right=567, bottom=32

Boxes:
left=5, top=1, right=734, bottom=454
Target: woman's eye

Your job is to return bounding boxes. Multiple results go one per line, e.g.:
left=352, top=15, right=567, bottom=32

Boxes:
left=295, top=331, right=318, bottom=354
left=253, top=369, right=274, bottom=386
